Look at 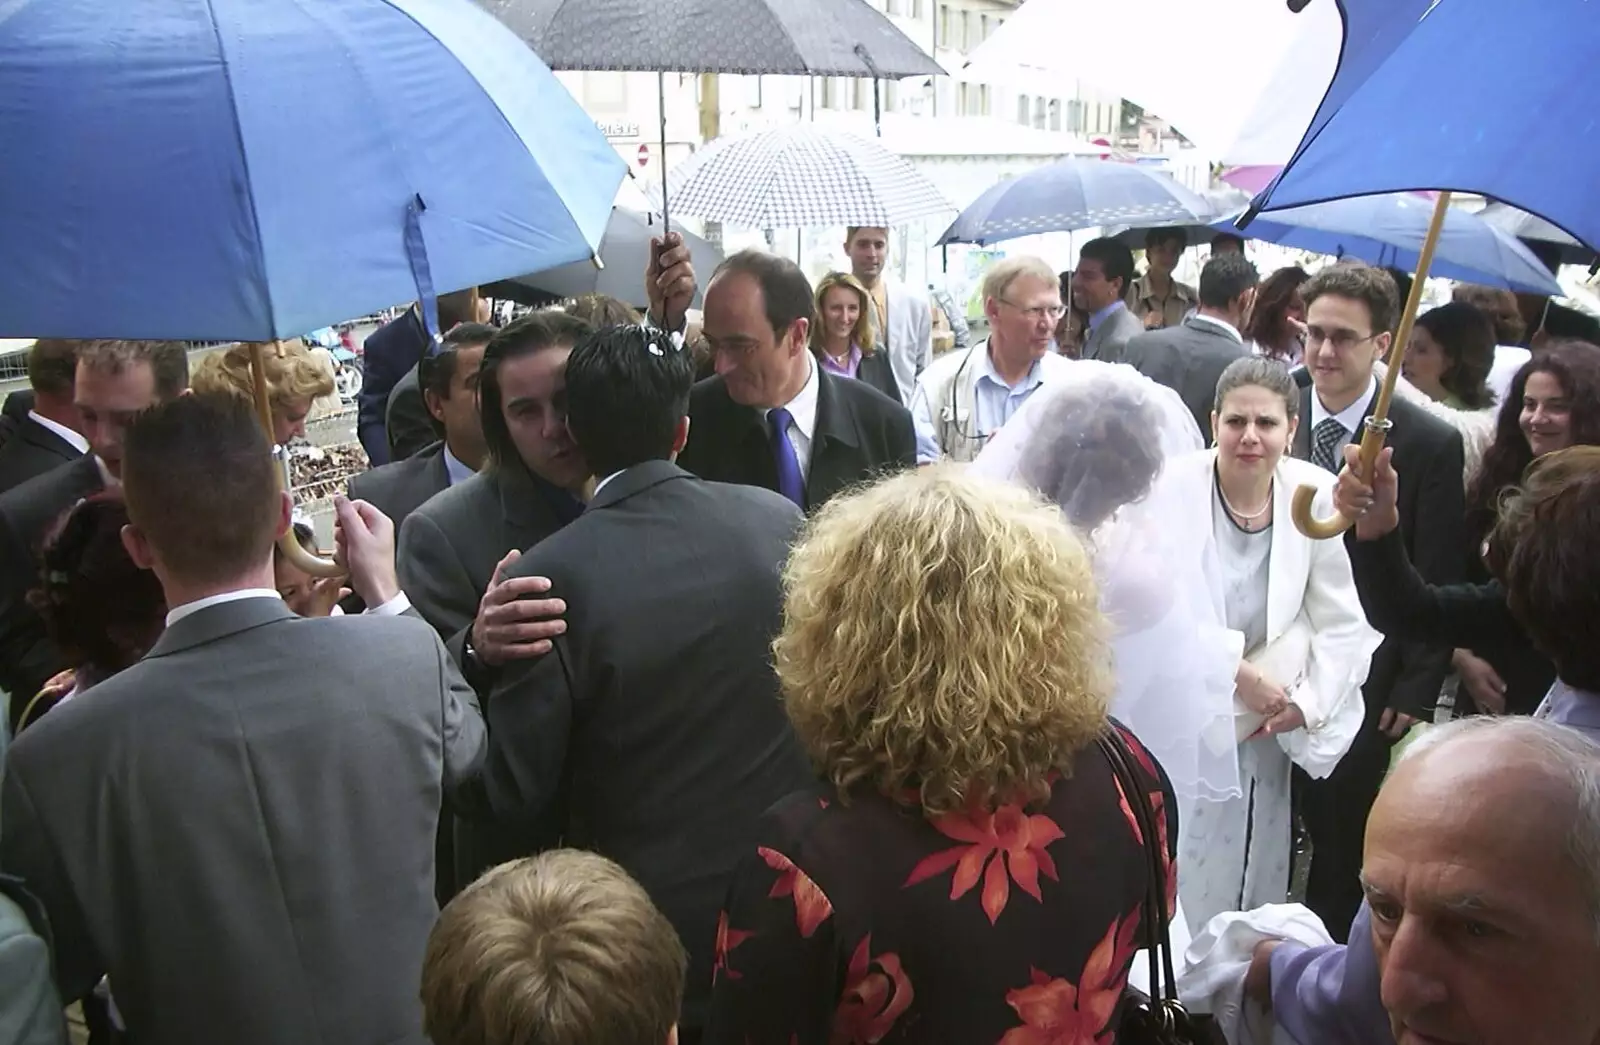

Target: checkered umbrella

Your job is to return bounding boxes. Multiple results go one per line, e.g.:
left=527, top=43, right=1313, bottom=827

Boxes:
left=662, top=126, right=953, bottom=230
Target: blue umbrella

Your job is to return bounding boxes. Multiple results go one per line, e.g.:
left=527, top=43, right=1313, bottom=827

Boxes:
left=1227, top=194, right=1562, bottom=295
left=0, top=0, right=626, bottom=341
left=1253, top=0, right=1599, bottom=252
left=938, top=159, right=1216, bottom=246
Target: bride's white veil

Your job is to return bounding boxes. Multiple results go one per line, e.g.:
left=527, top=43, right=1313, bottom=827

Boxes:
left=971, top=361, right=1241, bottom=823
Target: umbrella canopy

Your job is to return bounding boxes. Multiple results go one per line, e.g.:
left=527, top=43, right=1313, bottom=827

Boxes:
left=938, top=159, right=1216, bottom=247
left=1478, top=203, right=1597, bottom=270
left=478, top=0, right=941, bottom=76
left=0, top=0, right=625, bottom=341
left=1253, top=0, right=1598, bottom=253
left=1105, top=187, right=1251, bottom=250
left=663, top=126, right=953, bottom=230
left=1228, top=195, right=1562, bottom=296
left=487, top=207, right=722, bottom=308
left=963, top=0, right=1344, bottom=166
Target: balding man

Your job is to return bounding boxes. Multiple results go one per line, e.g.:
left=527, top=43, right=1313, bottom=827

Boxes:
left=1251, top=716, right=1600, bottom=1045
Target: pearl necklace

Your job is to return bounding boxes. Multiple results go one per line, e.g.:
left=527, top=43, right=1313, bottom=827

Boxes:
left=1219, top=479, right=1273, bottom=525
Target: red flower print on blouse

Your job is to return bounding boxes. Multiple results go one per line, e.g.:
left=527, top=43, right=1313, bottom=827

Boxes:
left=1112, top=777, right=1177, bottom=918
left=832, top=934, right=913, bottom=1045
left=998, top=913, right=1142, bottom=1045
left=759, top=846, right=834, bottom=938
left=902, top=802, right=1066, bottom=923
left=713, top=911, right=754, bottom=982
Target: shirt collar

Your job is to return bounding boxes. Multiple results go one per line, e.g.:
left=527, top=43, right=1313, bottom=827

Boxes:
left=593, top=469, right=624, bottom=498
left=762, top=353, right=819, bottom=441
left=27, top=411, right=89, bottom=454
left=1536, top=678, right=1600, bottom=740
left=1088, top=299, right=1126, bottom=332
left=1188, top=314, right=1242, bottom=343
left=978, top=341, right=1053, bottom=392
left=442, top=444, right=476, bottom=487
left=1311, top=375, right=1379, bottom=433
left=1132, top=274, right=1197, bottom=305
left=166, top=589, right=281, bottom=628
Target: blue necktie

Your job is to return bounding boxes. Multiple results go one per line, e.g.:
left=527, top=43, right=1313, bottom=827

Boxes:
left=768, top=407, right=805, bottom=508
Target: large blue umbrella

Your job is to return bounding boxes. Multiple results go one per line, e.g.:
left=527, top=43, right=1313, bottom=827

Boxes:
left=938, top=159, right=1216, bottom=246
left=1252, top=0, right=1599, bottom=252
left=0, top=0, right=626, bottom=341
left=1227, top=194, right=1562, bottom=295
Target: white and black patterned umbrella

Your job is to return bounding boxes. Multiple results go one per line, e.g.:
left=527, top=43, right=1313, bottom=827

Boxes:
left=478, top=0, right=942, bottom=78
left=662, top=126, right=953, bottom=230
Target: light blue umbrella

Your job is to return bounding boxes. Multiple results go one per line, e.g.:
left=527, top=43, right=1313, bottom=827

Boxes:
left=0, top=0, right=626, bottom=341
left=938, top=158, right=1216, bottom=246
left=1253, top=0, right=1598, bottom=253
left=1226, top=194, right=1561, bottom=296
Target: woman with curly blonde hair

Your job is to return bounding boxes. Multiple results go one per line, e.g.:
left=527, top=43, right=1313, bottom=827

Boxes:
left=810, top=271, right=900, bottom=402
left=191, top=340, right=334, bottom=445
left=705, top=467, right=1176, bottom=1045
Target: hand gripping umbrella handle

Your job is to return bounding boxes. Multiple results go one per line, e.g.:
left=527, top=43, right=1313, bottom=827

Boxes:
left=248, top=342, right=345, bottom=578
left=1291, top=191, right=1454, bottom=540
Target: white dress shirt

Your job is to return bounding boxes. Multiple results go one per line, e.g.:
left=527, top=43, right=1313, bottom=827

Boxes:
left=1309, top=374, right=1379, bottom=456
left=763, top=354, right=820, bottom=478
left=1187, top=314, right=1243, bottom=343
left=27, top=411, right=89, bottom=454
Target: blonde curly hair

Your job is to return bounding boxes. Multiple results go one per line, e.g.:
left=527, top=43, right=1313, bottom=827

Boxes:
left=775, top=466, right=1112, bottom=818
left=191, top=340, right=334, bottom=412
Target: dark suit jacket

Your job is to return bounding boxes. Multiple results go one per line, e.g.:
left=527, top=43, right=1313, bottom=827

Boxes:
left=384, top=365, right=437, bottom=464
left=1294, top=388, right=1465, bottom=717
left=483, top=461, right=812, bottom=1032
left=0, top=417, right=84, bottom=495
left=0, top=391, right=35, bottom=450
left=856, top=350, right=901, bottom=403
left=0, top=455, right=104, bottom=719
left=356, top=308, right=428, bottom=466
left=347, top=440, right=451, bottom=533
left=1345, top=528, right=1512, bottom=651
left=0, top=597, right=485, bottom=1044
left=677, top=367, right=916, bottom=512
left=1121, top=316, right=1249, bottom=441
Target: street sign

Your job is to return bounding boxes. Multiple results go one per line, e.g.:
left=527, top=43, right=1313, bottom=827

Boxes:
left=636, top=143, right=651, bottom=169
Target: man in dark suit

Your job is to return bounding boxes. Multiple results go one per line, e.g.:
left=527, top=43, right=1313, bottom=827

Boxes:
left=1122, top=253, right=1260, bottom=440
left=349, top=323, right=493, bottom=529
left=0, top=390, right=32, bottom=449
left=1, top=394, right=484, bottom=1045
left=481, top=324, right=811, bottom=1038
left=0, top=339, right=87, bottom=494
left=678, top=250, right=916, bottom=511
left=1290, top=262, right=1466, bottom=941
left=356, top=288, right=484, bottom=466
left=1073, top=237, right=1146, bottom=362
left=0, top=340, right=189, bottom=726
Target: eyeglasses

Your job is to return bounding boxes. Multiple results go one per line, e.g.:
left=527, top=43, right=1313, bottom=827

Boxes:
left=1000, top=299, right=1068, bottom=322
left=1305, top=326, right=1378, bottom=353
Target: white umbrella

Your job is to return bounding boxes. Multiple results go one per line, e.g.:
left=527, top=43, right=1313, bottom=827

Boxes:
left=963, top=0, right=1342, bottom=166
left=663, top=126, right=954, bottom=230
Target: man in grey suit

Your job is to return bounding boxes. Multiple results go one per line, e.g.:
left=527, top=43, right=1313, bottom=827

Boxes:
left=0, top=395, right=486, bottom=1045
left=349, top=322, right=493, bottom=530
left=1121, top=253, right=1260, bottom=440
left=1073, top=237, right=1145, bottom=362
left=481, top=325, right=811, bottom=1039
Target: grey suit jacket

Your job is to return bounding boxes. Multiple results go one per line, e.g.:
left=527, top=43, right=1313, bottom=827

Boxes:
left=484, top=461, right=812, bottom=1031
left=1120, top=316, right=1249, bottom=441
left=347, top=440, right=451, bottom=532
left=0, top=597, right=485, bottom=1045
left=1082, top=304, right=1146, bottom=362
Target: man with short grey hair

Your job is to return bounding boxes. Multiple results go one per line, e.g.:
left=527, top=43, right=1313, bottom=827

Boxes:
left=1250, top=715, right=1600, bottom=1045
left=909, top=255, right=1072, bottom=463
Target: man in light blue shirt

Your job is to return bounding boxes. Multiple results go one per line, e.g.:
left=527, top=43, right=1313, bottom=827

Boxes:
left=909, top=255, right=1072, bottom=464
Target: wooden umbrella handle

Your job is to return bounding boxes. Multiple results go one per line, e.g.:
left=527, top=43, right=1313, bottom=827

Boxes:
left=1290, top=191, right=1453, bottom=540
left=247, top=342, right=345, bottom=578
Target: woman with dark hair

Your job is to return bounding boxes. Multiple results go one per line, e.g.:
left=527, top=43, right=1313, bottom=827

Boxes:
left=1370, top=302, right=1500, bottom=483
left=1451, top=340, right=1600, bottom=715
left=19, top=492, right=167, bottom=732
left=1244, top=266, right=1310, bottom=363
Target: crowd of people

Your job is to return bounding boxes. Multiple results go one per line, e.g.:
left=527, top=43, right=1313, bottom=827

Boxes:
left=0, top=223, right=1595, bottom=1045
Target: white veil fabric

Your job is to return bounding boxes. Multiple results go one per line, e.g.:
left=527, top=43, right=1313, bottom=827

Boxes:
left=971, top=361, right=1242, bottom=827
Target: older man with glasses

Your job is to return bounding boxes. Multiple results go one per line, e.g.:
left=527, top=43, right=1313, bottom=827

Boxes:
left=909, top=255, right=1073, bottom=464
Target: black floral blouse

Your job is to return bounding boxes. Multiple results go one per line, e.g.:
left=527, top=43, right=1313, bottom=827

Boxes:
left=704, top=723, right=1177, bottom=1045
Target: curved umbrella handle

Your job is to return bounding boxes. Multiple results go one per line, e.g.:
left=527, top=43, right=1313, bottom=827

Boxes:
left=248, top=342, right=345, bottom=578
left=1292, top=191, right=1453, bottom=541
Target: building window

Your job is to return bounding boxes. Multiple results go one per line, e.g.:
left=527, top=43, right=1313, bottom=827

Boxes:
left=885, top=80, right=900, bottom=111
left=822, top=78, right=840, bottom=110
left=938, top=4, right=950, bottom=47
left=979, top=84, right=992, bottom=116
left=1048, top=98, right=1062, bottom=131
left=854, top=79, right=872, bottom=111
left=958, top=10, right=970, bottom=50
left=1017, top=95, right=1030, bottom=125
left=1033, top=95, right=1046, bottom=129
left=913, top=0, right=926, bottom=17
left=957, top=82, right=970, bottom=115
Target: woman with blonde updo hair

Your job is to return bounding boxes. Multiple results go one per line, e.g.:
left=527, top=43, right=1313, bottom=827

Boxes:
left=705, top=467, right=1176, bottom=1045
left=191, top=340, right=335, bottom=445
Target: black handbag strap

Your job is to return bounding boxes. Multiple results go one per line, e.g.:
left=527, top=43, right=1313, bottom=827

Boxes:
left=1097, top=726, right=1180, bottom=1004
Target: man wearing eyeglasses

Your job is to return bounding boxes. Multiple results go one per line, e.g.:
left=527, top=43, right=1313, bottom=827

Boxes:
left=908, top=255, right=1071, bottom=464
left=1291, top=262, right=1466, bottom=945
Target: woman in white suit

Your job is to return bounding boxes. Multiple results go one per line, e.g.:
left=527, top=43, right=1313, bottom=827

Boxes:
left=1165, top=356, right=1381, bottom=934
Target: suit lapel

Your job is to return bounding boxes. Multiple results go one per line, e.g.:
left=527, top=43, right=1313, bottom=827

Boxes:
left=807, top=370, right=863, bottom=510
left=496, top=460, right=573, bottom=550
left=588, top=460, right=688, bottom=511
left=1265, top=461, right=1306, bottom=640
left=21, top=420, right=80, bottom=463
left=1293, top=387, right=1313, bottom=461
